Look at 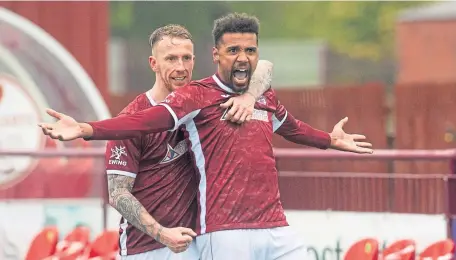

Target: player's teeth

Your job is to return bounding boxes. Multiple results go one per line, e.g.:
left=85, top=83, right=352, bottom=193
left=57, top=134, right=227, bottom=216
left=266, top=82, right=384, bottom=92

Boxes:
left=174, top=77, right=185, bottom=80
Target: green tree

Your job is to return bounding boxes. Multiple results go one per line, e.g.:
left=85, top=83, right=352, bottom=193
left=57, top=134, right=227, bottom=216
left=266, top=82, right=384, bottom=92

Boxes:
left=227, top=1, right=429, bottom=61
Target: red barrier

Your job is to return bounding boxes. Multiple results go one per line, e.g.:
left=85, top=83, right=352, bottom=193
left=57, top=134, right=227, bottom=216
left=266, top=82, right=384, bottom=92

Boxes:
left=1, top=148, right=455, bottom=223
left=1, top=148, right=455, bottom=160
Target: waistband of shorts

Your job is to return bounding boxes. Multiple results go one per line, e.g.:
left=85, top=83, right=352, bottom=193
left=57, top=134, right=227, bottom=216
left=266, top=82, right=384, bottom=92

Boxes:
left=198, top=220, right=289, bottom=235
left=120, top=243, right=165, bottom=256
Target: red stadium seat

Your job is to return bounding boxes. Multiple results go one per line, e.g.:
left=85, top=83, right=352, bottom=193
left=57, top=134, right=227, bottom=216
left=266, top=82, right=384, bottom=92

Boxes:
left=344, top=238, right=379, bottom=260
left=45, top=226, right=92, bottom=259
left=44, top=242, right=88, bottom=260
left=87, top=230, right=119, bottom=258
left=381, top=239, right=416, bottom=260
left=25, top=226, right=59, bottom=260
left=56, top=226, right=91, bottom=253
left=418, top=239, right=455, bottom=260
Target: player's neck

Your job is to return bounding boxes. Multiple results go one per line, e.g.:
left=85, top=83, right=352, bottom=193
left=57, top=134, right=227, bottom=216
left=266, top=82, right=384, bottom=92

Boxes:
left=148, top=82, right=171, bottom=103
left=215, top=71, right=230, bottom=86
left=215, top=73, right=244, bottom=94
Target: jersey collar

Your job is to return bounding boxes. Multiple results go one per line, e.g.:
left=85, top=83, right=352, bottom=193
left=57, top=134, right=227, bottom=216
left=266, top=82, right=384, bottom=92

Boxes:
left=212, top=74, right=234, bottom=94
left=145, top=90, right=157, bottom=106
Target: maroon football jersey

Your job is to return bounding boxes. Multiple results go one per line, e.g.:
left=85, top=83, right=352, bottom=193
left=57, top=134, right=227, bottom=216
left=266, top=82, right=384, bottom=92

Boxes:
left=105, top=92, right=198, bottom=256
left=159, top=75, right=331, bottom=234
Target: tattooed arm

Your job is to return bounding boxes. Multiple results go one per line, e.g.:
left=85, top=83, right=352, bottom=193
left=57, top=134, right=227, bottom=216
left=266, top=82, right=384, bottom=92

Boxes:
left=107, top=174, right=162, bottom=240
left=246, top=60, right=273, bottom=99
left=107, top=174, right=196, bottom=253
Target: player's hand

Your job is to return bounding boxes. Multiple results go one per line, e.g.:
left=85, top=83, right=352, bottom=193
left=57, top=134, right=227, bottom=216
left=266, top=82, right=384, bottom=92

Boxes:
left=157, top=226, right=197, bottom=253
left=219, top=60, right=273, bottom=124
left=220, top=93, right=255, bottom=124
left=329, top=117, right=373, bottom=154
left=38, top=109, right=83, bottom=141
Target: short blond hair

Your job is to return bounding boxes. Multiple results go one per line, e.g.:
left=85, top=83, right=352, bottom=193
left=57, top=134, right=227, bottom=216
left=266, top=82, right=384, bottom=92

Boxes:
left=148, top=24, right=193, bottom=49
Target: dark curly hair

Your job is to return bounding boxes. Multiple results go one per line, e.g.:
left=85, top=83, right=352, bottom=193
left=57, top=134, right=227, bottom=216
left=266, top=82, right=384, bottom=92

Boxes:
left=212, top=13, right=260, bottom=46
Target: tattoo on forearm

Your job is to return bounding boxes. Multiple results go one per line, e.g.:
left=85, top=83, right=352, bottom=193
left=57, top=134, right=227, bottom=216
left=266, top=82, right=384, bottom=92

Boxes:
left=155, top=225, right=164, bottom=243
left=107, top=175, right=162, bottom=241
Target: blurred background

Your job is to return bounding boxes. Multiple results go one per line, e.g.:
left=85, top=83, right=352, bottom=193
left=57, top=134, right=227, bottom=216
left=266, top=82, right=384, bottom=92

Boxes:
left=1, top=1, right=456, bottom=259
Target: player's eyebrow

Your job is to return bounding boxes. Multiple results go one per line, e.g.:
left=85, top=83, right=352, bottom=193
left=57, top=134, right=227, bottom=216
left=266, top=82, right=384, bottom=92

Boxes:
left=226, top=45, right=240, bottom=50
left=164, top=54, right=177, bottom=59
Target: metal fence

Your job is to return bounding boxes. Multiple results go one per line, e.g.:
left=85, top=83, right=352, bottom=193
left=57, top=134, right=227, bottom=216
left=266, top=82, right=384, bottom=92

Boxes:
left=1, top=148, right=454, bottom=216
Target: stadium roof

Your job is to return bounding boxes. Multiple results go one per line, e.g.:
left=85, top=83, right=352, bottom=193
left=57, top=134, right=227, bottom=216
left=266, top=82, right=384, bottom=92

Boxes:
left=398, top=2, right=456, bottom=22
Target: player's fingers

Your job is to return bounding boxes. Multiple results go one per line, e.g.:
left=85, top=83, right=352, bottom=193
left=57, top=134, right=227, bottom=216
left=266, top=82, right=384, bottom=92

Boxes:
left=46, top=108, right=63, bottom=120
left=230, top=108, right=244, bottom=123
left=174, top=243, right=190, bottom=252
left=179, top=227, right=197, bottom=237
left=355, top=147, right=374, bottom=154
left=48, top=131, right=64, bottom=140
left=173, top=246, right=187, bottom=253
left=236, top=111, right=249, bottom=124
left=38, top=123, right=52, bottom=129
left=225, top=105, right=239, bottom=120
left=355, top=141, right=372, bottom=148
left=335, top=117, right=348, bottom=128
left=245, top=114, right=252, bottom=122
left=49, top=132, right=60, bottom=140
left=42, top=128, right=52, bottom=136
left=174, top=237, right=192, bottom=248
left=220, top=98, right=234, bottom=108
left=181, top=234, right=193, bottom=243
left=351, top=134, right=366, bottom=140
left=170, top=246, right=185, bottom=253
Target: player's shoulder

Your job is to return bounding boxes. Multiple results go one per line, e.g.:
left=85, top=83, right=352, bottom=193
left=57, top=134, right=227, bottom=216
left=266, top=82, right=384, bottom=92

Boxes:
left=260, top=87, right=278, bottom=104
left=185, top=76, right=216, bottom=91
left=170, top=76, right=218, bottom=99
left=194, top=75, right=217, bottom=87
left=118, top=92, right=153, bottom=116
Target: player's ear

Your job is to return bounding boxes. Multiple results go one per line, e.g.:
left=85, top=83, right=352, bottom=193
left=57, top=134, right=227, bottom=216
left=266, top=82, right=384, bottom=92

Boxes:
left=149, top=56, right=158, bottom=72
left=212, top=47, right=219, bottom=63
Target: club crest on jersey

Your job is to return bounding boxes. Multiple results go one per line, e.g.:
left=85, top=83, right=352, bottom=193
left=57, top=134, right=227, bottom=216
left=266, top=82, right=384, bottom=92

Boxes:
left=109, top=146, right=127, bottom=166
left=257, top=95, right=267, bottom=105
left=220, top=108, right=229, bottom=121
left=160, top=139, right=188, bottom=164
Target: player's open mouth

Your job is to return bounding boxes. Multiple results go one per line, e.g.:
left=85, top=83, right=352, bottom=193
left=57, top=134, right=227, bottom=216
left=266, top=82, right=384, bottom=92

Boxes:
left=233, top=69, right=249, bottom=82
left=172, top=76, right=186, bottom=81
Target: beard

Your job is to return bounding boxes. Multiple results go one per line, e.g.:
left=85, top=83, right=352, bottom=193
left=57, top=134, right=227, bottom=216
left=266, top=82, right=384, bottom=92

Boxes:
left=227, top=62, right=252, bottom=92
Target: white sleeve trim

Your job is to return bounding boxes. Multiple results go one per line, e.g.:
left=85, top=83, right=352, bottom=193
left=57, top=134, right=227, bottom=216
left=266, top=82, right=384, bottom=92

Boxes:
left=158, top=104, right=201, bottom=132
left=272, top=110, right=288, bottom=132
left=178, top=110, right=201, bottom=128
left=106, top=170, right=137, bottom=178
left=159, top=103, right=179, bottom=131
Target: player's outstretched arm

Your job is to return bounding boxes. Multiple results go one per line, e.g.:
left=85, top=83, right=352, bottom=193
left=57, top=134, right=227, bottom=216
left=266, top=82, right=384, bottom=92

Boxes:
left=274, top=108, right=373, bottom=154
left=39, top=106, right=174, bottom=141
left=327, top=117, right=373, bottom=154
left=220, top=60, right=273, bottom=124
left=108, top=175, right=196, bottom=253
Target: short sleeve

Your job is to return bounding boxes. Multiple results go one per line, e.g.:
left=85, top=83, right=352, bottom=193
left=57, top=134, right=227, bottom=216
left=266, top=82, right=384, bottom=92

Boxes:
left=105, top=138, right=141, bottom=178
left=159, top=83, right=204, bottom=130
